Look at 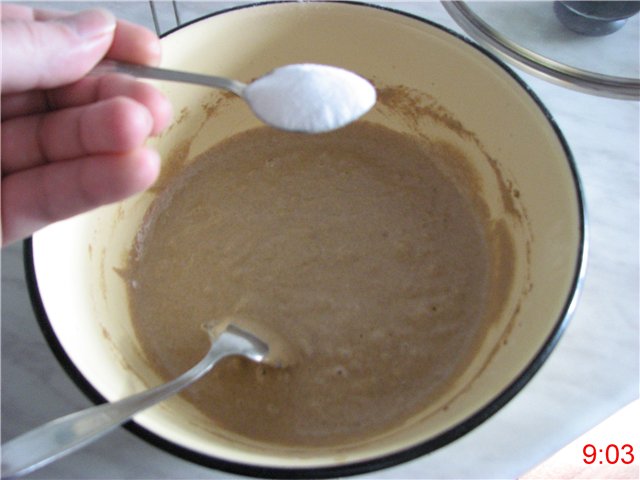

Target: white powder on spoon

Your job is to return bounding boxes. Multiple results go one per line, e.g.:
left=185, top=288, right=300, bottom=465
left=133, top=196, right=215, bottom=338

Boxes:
left=242, top=64, right=377, bottom=134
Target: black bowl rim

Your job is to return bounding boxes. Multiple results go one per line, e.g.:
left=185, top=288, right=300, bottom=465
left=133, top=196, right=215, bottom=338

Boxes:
left=23, top=1, right=588, bottom=478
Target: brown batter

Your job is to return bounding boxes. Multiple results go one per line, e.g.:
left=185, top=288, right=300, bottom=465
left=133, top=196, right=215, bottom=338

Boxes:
left=126, top=122, right=494, bottom=447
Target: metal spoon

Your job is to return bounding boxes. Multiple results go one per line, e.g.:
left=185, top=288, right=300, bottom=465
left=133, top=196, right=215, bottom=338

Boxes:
left=91, top=60, right=376, bottom=133
left=0, top=324, right=268, bottom=479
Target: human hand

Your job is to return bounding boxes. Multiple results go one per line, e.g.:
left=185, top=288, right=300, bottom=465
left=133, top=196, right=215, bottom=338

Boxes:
left=1, top=4, right=173, bottom=245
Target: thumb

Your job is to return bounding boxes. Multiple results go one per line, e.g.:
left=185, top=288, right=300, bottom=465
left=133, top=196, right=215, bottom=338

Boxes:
left=1, top=9, right=116, bottom=94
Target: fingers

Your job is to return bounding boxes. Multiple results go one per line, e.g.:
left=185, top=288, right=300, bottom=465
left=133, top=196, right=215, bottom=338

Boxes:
left=58, top=75, right=172, bottom=135
left=1, top=6, right=161, bottom=94
left=1, top=148, right=160, bottom=245
left=2, top=96, right=161, bottom=175
left=1, top=74, right=173, bottom=130
left=19, top=6, right=162, bottom=66
left=1, top=9, right=116, bottom=94
left=107, top=18, right=161, bottom=66
left=0, top=4, right=169, bottom=245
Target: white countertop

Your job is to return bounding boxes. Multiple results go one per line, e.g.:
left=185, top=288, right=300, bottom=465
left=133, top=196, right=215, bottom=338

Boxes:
left=2, top=2, right=638, bottom=479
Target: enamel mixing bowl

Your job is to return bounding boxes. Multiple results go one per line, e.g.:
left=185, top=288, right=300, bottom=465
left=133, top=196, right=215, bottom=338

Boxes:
left=26, top=2, right=586, bottom=477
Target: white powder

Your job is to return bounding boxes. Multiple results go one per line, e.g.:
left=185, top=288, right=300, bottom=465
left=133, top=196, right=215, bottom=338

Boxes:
left=243, top=64, right=377, bottom=134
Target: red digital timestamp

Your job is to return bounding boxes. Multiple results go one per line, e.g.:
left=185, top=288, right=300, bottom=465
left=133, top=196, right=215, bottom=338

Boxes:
left=583, top=444, right=635, bottom=465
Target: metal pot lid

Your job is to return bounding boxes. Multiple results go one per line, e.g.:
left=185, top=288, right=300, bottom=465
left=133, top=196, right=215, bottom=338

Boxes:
left=443, top=1, right=640, bottom=100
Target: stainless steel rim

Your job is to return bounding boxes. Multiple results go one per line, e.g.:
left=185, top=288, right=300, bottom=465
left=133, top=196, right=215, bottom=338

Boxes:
left=443, top=0, right=640, bottom=101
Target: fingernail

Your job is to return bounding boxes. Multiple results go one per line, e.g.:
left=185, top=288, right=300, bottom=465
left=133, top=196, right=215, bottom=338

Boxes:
left=56, top=8, right=116, bottom=40
left=146, top=149, right=162, bottom=176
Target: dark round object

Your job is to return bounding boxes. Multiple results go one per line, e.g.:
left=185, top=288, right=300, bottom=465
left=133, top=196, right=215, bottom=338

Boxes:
left=554, top=1, right=640, bottom=36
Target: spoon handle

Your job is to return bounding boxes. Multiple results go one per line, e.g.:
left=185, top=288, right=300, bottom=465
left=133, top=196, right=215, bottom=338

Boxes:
left=92, top=60, right=247, bottom=96
left=0, top=341, right=229, bottom=479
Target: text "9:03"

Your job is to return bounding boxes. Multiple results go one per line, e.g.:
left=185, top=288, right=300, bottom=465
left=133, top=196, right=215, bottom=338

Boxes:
left=583, top=444, right=634, bottom=465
